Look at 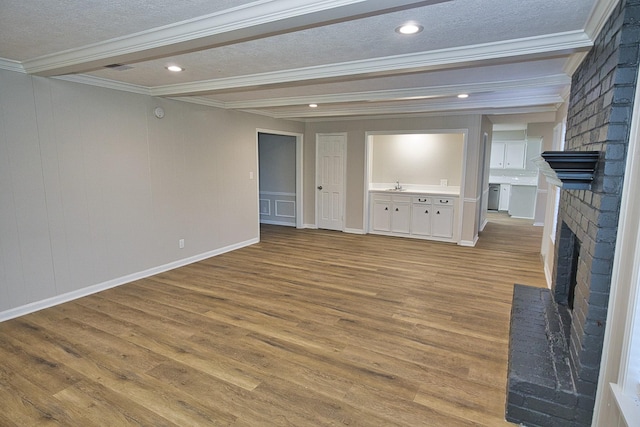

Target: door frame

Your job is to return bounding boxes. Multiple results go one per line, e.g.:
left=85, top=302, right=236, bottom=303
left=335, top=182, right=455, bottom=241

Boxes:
left=315, top=132, right=347, bottom=231
left=256, top=129, right=304, bottom=229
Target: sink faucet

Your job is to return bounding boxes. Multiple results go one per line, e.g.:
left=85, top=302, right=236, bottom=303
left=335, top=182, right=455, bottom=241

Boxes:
left=395, top=180, right=402, bottom=190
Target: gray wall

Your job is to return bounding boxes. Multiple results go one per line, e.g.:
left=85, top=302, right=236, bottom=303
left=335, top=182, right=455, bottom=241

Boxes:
left=0, top=68, right=303, bottom=317
left=258, top=133, right=297, bottom=226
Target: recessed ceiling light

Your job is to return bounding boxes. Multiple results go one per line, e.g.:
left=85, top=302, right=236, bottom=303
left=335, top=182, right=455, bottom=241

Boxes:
left=309, top=103, right=318, bottom=108
left=457, top=93, right=469, bottom=99
left=166, top=65, right=184, bottom=72
left=396, top=23, right=423, bottom=35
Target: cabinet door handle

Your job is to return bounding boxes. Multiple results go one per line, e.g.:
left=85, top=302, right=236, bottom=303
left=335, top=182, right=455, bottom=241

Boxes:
left=317, top=186, right=323, bottom=190
left=440, top=199, right=449, bottom=204
left=437, top=211, right=440, bottom=214
left=395, top=208, right=399, bottom=211
left=425, top=210, right=429, bottom=214
left=385, top=207, right=388, bottom=211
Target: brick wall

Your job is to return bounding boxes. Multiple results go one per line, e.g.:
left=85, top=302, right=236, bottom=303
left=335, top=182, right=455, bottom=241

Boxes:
left=507, top=0, right=640, bottom=425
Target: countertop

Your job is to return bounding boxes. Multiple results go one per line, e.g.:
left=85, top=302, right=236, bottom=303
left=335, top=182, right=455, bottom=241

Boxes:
left=369, top=186, right=460, bottom=196
left=489, top=175, right=538, bottom=186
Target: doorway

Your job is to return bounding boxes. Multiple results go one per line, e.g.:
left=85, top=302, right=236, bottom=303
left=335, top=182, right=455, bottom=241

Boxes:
left=257, top=130, right=303, bottom=228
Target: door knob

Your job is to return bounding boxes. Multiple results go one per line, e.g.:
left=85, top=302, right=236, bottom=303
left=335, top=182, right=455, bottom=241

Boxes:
left=317, top=186, right=323, bottom=190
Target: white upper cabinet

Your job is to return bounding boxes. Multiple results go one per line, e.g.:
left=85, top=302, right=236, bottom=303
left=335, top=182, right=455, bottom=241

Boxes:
left=490, top=142, right=506, bottom=168
left=491, top=141, right=527, bottom=170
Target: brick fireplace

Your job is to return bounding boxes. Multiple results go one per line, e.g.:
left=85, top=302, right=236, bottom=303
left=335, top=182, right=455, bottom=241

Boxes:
left=505, top=0, right=639, bottom=425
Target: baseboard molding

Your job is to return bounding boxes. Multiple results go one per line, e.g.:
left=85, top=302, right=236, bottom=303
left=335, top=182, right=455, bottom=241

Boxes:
left=260, top=220, right=296, bottom=227
left=303, top=223, right=318, bottom=229
left=344, top=228, right=365, bottom=234
left=479, top=217, right=489, bottom=231
left=533, top=222, right=544, bottom=227
left=0, top=237, right=259, bottom=323
left=459, top=236, right=479, bottom=247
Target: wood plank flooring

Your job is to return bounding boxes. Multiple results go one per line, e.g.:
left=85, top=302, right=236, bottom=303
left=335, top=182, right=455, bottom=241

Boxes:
left=0, top=215, right=547, bottom=426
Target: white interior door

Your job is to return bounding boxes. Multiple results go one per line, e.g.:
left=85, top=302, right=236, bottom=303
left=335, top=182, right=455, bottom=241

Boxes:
left=316, top=133, right=345, bottom=231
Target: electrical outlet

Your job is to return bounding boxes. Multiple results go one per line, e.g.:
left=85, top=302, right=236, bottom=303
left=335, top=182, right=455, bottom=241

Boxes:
left=249, top=171, right=254, bottom=179
left=179, top=239, right=185, bottom=249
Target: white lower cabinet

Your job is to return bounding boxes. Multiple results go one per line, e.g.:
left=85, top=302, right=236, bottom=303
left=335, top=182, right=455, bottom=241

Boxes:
left=370, top=193, right=457, bottom=242
left=391, top=202, right=411, bottom=234
left=372, top=199, right=391, bottom=231
left=411, top=203, right=431, bottom=235
left=432, top=204, right=454, bottom=238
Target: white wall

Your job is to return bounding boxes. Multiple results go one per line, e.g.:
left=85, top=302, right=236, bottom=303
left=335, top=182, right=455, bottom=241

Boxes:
left=0, top=69, right=303, bottom=319
left=370, top=133, right=464, bottom=187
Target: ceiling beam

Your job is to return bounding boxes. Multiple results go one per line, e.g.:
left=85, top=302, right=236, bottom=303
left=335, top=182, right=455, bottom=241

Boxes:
left=240, top=94, right=565, bottom=119
left=150, top=31, right=591, bottom=97
left=202, top=74, right=571, bottom=109
left=22, top=0, right=446, bottom=76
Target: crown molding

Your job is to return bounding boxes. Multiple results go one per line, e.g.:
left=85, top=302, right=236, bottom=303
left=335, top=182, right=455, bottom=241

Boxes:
left=53, top=74, right=152, bottom=95
left=584, top=0, right=620, bottom=40
left=0, top=58, right=25, bottom=73
left=21, top=0, right=436, bottom=76
left=151, top=31, right=591, bottom=97
left=563, top=52, right=589, bottom=76
left=171, top=96, right=226, bottom=109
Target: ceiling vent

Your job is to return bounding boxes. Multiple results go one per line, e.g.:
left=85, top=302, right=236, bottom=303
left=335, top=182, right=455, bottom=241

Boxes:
left=104, top=63, right=133, bottom=71
left=534, top=151, right=600, bottom=190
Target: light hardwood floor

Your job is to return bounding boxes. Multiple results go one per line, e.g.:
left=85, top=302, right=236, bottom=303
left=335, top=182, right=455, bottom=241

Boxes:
left=0, top=215, right=547, bottom=426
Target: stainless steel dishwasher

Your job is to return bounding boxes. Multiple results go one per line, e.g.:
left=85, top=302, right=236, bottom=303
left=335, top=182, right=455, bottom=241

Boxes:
left=488, top=184, right=500, bottom=210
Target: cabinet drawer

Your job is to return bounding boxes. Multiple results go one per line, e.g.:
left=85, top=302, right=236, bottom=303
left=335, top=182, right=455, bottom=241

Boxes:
left=412, top=196, right=431, bottom=204
left=392, top=195, right=411, bottom=203
left=434, top=197, right=454, bottom=206
left=371, top=193, right=391, bottom=202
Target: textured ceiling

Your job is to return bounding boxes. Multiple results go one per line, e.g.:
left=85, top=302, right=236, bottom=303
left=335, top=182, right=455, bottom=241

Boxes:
left=0, top=0, right=617, bottom=121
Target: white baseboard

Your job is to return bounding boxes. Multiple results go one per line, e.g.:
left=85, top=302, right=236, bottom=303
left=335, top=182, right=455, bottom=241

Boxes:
left=303, top=223, right=318, bottom=229
left=0, top=237, right=258, bottom=323
left=260, top=220, right=295, bottom=227
left=479, top=217, right=489, bottom=231
left=533, top=222, right=544, bottom=227
left=459, top=236, right=479, bottom=247
left=344, top=228, right=365, bottom=234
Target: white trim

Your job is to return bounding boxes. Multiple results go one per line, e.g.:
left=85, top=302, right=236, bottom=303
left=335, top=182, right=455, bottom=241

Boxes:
left=303, top=223, right=318, bottom=229
left=0, top=58, right=25, bottom=73
left=610, top=383, right=640, bottom=426
left=479, top=217, right=489, bottom=232
left=275, top=200, right=296, bottom=218
left=344, top=228, right=365, bottom=235
left=259, top=219, right=296, bottom=227
left=259, top=191, right=296, bottom=197
left=259, top=199, right=271, bottom=216
left=584, top=0, right=621, bottom=40
left=0, top=238, right=258, bottom=323
left=151, top=31, right=591, bottom=97
left=53, top=74, right=151, bottom=95
left=459, top=237, right=478, bottom=247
